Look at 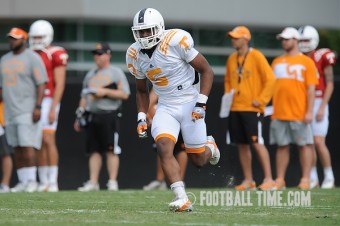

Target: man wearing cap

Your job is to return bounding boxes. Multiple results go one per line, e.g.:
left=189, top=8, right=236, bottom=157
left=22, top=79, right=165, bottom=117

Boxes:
left=74, top=42, right=130, bottom=191
left=224, top=26, right=276, bottom=191
left=271, top=27, right=318, bottom=190
left=0, top=27, right=48, bottom=192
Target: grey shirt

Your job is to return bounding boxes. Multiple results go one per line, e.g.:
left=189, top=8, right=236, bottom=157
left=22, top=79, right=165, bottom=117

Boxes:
left=0, top=49, right=48, bottom=120
left=81, top=66, right=130, bottom=113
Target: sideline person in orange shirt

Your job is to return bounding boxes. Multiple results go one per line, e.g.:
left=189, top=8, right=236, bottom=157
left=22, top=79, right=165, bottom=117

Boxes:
left=224, top=26, right=276, bottom=191
left=271, top=27, right=318, bottom=190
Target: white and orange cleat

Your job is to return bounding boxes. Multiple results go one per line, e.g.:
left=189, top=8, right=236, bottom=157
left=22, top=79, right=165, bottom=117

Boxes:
left=169, top=197, right=193, bottom=212
left=207, top=136, right=220, bottom=165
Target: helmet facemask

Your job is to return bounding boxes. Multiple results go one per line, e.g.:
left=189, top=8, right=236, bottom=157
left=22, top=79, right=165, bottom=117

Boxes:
left=29, top=20, right=54, bottom=50
left=298, top=25, right=319, bottom=53
left=131, top=8, right=165, bottom=49
left=132, top=24, right=163, bottom=49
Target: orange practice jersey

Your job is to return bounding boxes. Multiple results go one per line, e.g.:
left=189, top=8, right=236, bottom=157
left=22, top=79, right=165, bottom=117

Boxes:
left=271, top=53, right=318, bottom=121
left=224, top=48, right=276, bottom=113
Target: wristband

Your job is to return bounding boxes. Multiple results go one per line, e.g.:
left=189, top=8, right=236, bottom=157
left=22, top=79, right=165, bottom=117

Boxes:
left=35, top=105, right=42, bottom=110
left=137, top=112, right=147, bottom=121
left=197, top=94, right=208, bottom=104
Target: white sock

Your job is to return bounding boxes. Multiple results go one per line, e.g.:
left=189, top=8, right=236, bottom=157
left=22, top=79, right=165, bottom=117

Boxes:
left=38, top=166, right=49, bottom=185
left=25, top=166, right=37, bottom=183
left=206, top=143, right=215, bottom=158
left=48, top=166, right=58, bottom=185
left=323, top=167, right=334, bottom=181
left=170, top=181, right=187, bottom=199
left=17, top=168, right=27, bottom=184
left=310, top=166, right=319, bottom=182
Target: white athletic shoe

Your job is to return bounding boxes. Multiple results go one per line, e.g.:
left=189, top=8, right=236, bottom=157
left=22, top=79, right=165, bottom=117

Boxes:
left=107, top=180, right=119, bottom=191
left=321, top=179, right=335, bottom=189
left=37, top=183, right=49, bottom=192
left=0, top=184, right=10, bottom=193
left=310, top=180, right=319, bottom=189
left=11, top=182, right=26, bottom=193
left=48, top=184, right=59, bottom=192
left=207, top=136, right=220, bottom=165
left=169, top=197, right=193, bottom=212
left=78, top=181, right=99, bottom=192
left=25, top=181, right=38, bottom=193
left=143, top=180, right=167, bottom=191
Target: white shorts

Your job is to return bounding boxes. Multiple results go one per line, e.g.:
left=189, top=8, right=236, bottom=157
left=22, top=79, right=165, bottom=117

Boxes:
left=311, top=98, right=329, bottom=137
left=41, top=97, right=60, bottom=132
left=151, top=99, right=207, bottom=151
left=5, top=113, right=42, bottom=150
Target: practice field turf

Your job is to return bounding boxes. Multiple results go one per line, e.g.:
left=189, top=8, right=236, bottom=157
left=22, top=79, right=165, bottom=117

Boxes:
left=0, top=188, right=339, bottom=226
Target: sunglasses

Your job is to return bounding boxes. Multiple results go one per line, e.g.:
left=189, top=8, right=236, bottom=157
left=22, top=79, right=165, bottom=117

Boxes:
left=93, top=52, right=105, bottom=56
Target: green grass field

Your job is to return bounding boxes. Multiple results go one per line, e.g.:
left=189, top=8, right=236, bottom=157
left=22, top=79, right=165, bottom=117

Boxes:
left=0, top=188, right=339, bottom=226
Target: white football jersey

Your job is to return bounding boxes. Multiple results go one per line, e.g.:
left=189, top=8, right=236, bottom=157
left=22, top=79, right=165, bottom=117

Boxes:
left=126, top=29, right=199, bottom=105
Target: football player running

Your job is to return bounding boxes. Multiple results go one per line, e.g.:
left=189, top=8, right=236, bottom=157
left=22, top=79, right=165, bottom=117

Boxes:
left=298, top=25, right=336, bottom=189
left=126, top=8, right=220, bottom=212
left=29, top=20, right=68, bottom=192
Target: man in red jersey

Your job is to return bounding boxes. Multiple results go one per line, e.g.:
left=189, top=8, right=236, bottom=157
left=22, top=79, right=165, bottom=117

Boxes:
left=29, top=20, right=69, bottom=192
left=298, top=25, right=336, bottom=189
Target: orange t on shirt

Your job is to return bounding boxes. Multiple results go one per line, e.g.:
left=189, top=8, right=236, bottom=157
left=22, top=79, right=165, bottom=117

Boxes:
left=271, top=53, right=318, bottom=121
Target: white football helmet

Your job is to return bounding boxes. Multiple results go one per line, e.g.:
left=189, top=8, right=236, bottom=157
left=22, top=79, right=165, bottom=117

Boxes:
left=131, top=8, right=165, bottom=49
left=298, top=25, right=319, bottom=53
left=29, top=20, right=54, bottom=50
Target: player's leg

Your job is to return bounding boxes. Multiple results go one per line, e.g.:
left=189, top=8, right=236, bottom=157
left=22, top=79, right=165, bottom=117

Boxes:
left=0, top=133, right=13, bottom=193
left=229, top=112, right=255, bottom=190
left=37, top=139, right=49, bottom=191
left=37, top=98, right=60, bottom=192
left=105, top=114, right=121, bottom=191
left=181, top=100, right=219, bottom=168
left=174, top=135, right=188, bottom=181
left=310, top=98, right=322, bottom=188
left=297, top=144, right=313, bottom=190
left=245, top=112, right=274, bottom=190
left=11, top=114, right=41, bottom=192
left=143, top=142, right=167, bottom=191
left=314, top=136, right=334, bottom=188
left=106, top=151, right=119, bottom=191
left=312, top=103, right=334, bottom=188
left=293, top=122, right=314, bottom=190
left=270, top=120, right=291, bottom=190
left=152, top=105, right=190, bottom=212
left=78, top=114, right=101, bottom=192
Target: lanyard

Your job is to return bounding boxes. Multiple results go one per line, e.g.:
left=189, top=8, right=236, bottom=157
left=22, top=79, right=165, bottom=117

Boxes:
left=236, top=49, right=249, bottom=94
left=237, top=49, right=249, bottom=79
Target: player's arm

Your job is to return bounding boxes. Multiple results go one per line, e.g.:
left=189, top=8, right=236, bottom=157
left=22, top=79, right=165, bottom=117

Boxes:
left=189, top=53, right=213, bottom=97
left=317, top=65, right=334, bottom=121
left=33, top=83, right=46, bottom=123
left=74, top=97, right=87, bottom=132
left=305, top=84, right=315, bottom=124
left=146, top=88, right=158, bottom=126
left=49, top=66, right=66, bottom=123
left=189, top=53, right=214, bottom=121
left=136, top=78, right=149, bottom=138
left=95, top=80, right=129, bottom=100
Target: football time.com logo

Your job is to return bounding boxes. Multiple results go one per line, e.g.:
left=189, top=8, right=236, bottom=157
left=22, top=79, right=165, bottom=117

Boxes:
left=188, top=190, right=311, bottom=207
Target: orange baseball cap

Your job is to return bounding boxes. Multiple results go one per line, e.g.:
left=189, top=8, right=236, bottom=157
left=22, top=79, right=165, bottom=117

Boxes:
left=227, top=26, right=251, bottom=40
left=7, top=27, right=28, bottom=40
